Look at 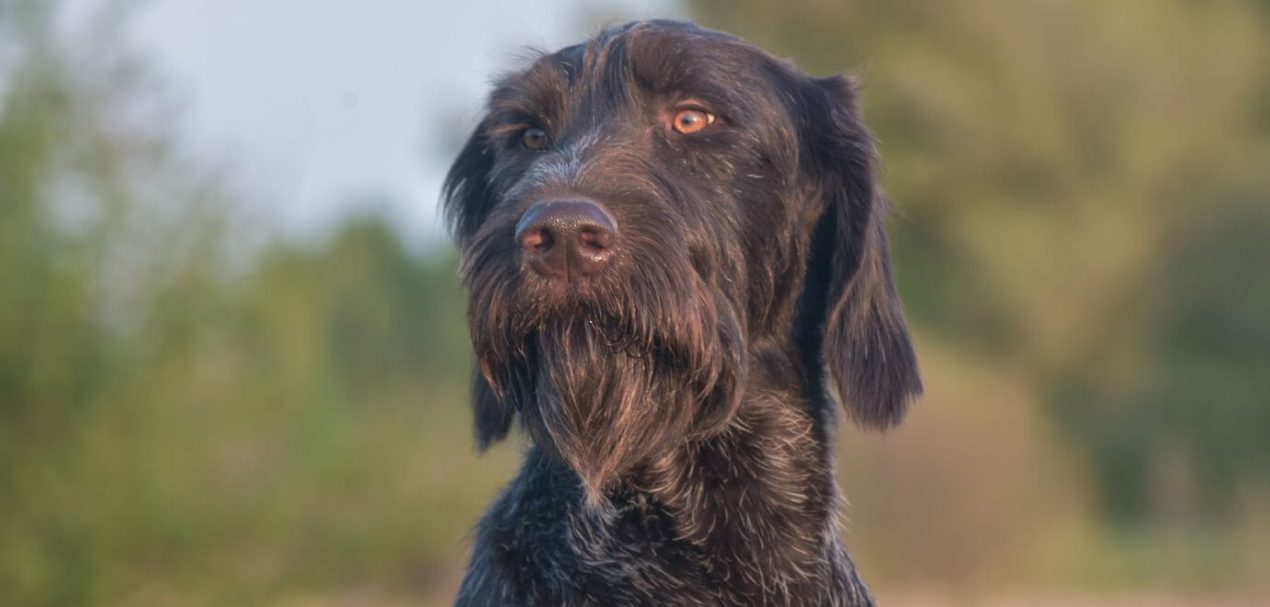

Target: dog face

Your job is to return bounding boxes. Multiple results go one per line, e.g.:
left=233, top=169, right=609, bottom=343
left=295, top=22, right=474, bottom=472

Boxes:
left=444, top=21, right=920, bottom=499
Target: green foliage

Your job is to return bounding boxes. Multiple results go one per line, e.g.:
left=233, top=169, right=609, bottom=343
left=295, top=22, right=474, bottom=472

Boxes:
left=0, top=8, right=511, bottom=604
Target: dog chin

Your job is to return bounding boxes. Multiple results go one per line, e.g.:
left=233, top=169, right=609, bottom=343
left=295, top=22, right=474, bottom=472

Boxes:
left=473, top=282, right=747, bottom=504
left=517, top=316, right=702, bottom=506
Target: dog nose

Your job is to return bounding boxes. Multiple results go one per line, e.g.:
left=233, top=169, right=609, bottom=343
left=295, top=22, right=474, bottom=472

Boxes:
left=515, top=200, right=617, bottom=279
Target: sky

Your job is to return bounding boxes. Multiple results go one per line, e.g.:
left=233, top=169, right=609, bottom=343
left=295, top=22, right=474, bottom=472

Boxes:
left=120, top=0, right=683, bottom=248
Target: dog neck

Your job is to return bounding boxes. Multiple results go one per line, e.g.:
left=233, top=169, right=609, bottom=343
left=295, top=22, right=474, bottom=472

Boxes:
left=618, top=348, right=871, bottom=602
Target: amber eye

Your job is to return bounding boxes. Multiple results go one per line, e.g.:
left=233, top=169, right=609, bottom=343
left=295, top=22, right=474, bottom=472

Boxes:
left=521, top=127, right=548, bottom=150
left=671, top=108, right=715, bottom=134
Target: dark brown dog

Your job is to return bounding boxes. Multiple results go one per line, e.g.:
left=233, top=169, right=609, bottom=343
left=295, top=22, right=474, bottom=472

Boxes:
left=444, top=20, right=921, bottom=606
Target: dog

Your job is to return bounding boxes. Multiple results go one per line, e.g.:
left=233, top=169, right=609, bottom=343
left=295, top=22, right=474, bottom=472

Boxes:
left=442, top=20, right=921, bottom=606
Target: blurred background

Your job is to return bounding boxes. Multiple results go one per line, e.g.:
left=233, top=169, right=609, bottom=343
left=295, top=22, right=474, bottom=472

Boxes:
left=2, top=0, right=1268, bottom=605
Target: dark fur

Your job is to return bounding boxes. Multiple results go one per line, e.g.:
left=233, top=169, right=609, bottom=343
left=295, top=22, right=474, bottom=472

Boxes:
left=443, top=21, right=921, bottom=606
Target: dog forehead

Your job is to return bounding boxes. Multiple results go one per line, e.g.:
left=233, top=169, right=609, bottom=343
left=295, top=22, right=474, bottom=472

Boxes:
left=504, top=21, right=791, bottom=111
left=565, top=22, right=761, bottom=76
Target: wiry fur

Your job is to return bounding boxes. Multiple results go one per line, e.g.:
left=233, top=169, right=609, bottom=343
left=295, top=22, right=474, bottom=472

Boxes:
left=443, top=20, right=921, bottom=606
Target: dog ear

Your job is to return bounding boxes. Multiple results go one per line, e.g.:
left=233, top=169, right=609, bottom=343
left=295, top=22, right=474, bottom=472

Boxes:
left=443, top=123, right=514, bottom=447
left=442, top=122, right=498, bottom=246
left=470, top=368, right=513, bottom=450
left=798, top=75, right=921, bottom=429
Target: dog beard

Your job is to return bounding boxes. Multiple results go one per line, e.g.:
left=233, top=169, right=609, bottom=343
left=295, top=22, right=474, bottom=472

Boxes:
left=477, top=297, right=745, bottom=504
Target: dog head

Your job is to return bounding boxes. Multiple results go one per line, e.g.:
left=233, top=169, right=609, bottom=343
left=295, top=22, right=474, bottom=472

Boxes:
left=443, top=21, right=920, bottom=499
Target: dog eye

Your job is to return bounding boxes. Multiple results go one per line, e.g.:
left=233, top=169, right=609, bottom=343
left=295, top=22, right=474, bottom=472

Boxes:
left=521, top=127, right=549, bottom=150
left=671, top=109, right=715, bottom=134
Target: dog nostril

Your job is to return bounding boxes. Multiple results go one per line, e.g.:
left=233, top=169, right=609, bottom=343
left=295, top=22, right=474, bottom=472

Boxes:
left=519, top=227, right=554, bottom=253
left=577, top=226, right=613, bottom=255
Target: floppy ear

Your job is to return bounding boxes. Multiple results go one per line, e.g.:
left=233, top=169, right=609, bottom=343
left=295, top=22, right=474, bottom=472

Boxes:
left=443, top=123, right=513, bottom=447
left=469, top=368, right=513, bottom=450
left=798, top=75, right=921, bottom=429
left=442, top=122, right=498, bottom=246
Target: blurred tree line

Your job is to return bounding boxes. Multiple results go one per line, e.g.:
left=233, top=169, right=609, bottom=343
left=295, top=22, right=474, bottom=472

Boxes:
left=0, top=3, right=512, bottom=604
left=693, top=0, right=1270, bottom=522
left=3, top=0, right=1270, bottom=604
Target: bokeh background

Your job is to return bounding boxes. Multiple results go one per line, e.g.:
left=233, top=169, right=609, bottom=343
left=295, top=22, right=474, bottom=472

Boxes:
left=3, top=0, right=1269, bottom=605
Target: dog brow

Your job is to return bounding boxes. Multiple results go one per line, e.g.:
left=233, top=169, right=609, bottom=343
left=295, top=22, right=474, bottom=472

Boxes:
left=487, top=57, right=573, bottom=129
